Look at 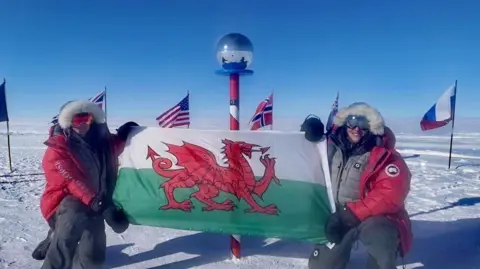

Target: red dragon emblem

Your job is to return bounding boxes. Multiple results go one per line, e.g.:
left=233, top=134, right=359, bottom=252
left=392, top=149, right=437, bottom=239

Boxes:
left=146, top=139, right=281, bottom=215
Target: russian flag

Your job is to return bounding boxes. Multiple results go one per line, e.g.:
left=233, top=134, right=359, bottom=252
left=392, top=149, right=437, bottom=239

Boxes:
left=420, top=84, right=457, bottom=131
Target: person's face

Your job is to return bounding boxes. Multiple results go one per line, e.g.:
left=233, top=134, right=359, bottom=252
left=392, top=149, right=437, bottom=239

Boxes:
left=345, top=115, right=370, bottom=144
left=71, top=113, right=93, bottom=137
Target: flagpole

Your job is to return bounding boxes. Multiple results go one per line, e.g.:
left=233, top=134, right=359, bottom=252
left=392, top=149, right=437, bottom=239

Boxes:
left=104, top=86, right=108, bottom=124
left=214, top=34, right=254, bottom=259
left=3, top=78, right=12, bottom=172
left=229, top=73, right=241, bottom=259
left=6, top=120, right=12, bottom=172
left=187, top=90, right=190, bottom=129
left=447, top=80, right=458, bottom=169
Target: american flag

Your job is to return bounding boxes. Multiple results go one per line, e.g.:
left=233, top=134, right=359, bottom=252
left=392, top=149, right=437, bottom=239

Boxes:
left=156, top=93, right=190, bottom=128
left=51, top=90, right=106, bottom=124
left=250, top=93, right=273, bottom=130
left=326, top=92, right=339, bottom=132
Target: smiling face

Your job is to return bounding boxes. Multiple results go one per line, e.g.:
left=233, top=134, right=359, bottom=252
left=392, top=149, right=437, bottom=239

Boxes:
left=346, top=126, right=366, bottom=143
left=345, top=115, right=370, bottom=144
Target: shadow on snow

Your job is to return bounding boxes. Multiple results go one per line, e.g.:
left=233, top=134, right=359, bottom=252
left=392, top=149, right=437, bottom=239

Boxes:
left=106, top=199, right=480, bottom=269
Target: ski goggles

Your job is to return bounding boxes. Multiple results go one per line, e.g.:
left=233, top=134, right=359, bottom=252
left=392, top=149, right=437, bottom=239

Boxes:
left=345, top=115, right=370, bottom=131
left=71, top=112, right=93, bottom=127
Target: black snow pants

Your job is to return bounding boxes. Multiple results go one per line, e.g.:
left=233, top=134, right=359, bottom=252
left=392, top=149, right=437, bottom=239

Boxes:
left=41, top=196, right=106, bottom=269
left=308, top=216, right=400, bottom=269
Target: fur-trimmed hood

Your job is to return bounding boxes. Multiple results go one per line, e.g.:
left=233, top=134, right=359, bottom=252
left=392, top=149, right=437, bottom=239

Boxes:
left=58, top=100, right=106, bottom=129
left=332, top=102, right=385, bottom=135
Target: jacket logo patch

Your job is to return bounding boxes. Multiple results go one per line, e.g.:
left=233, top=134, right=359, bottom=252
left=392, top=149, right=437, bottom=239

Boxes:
left=353, top=163, right=362, bottom=169
left=385, top=164, right=400, bottom=177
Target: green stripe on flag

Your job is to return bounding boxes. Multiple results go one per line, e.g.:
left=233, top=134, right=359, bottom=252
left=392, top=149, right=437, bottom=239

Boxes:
left=113, top=168, right=331, bottom=244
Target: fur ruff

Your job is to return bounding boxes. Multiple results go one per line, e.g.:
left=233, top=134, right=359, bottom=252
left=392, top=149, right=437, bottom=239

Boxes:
left=58, top=100, right=106, bottom=129
left=332, top=102, right=385, bottom=135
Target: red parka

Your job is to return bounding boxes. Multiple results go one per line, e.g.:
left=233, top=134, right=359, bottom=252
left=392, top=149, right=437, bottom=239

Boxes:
left=330, top=102, right=413, bottom=256
left=343, top=126, right=412, bottom=256
left=40, top=132, right=125, bottom=221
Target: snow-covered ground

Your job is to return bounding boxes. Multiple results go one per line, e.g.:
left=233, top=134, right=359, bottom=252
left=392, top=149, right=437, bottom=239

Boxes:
left=1, top=123, right=480, bottom=269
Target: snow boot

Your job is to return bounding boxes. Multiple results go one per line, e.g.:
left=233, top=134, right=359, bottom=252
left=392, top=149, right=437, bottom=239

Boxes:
left=32, top=229, right=54, bottom=260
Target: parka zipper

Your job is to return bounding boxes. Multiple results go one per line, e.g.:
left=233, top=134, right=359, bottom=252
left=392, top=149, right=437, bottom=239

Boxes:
left=361, top=150, right=389, bottom=197
left=330, top=134, right=347, bottom=205
left=335, top=149, right=348, bottom=205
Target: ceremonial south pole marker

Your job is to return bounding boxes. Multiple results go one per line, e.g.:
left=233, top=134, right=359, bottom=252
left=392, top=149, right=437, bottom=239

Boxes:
left=215, top=33, right=254, bottom=259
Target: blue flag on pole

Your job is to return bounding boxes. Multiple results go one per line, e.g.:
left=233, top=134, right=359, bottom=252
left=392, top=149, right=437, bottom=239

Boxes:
left=0, top=81, right=9, bottom=122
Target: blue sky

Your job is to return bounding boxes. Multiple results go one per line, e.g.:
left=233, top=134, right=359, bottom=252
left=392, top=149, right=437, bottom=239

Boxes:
left=0, top=1, right=478, bottom=128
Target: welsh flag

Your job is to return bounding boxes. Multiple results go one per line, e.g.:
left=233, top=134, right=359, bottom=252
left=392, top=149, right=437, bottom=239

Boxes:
left=113, top=127, right=335, bottom=243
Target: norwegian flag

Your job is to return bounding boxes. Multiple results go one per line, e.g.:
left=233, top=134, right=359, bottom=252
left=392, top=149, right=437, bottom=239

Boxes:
left=51, top=89, right=106, bottom=124
left=249, top=93, right=273, bottom=130
left=156, top=93, right=190, bottom=128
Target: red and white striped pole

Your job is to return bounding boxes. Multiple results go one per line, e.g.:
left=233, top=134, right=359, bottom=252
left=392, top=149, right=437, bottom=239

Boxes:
left=215, top=32, right=254, bottom=260
left=229, top=74, right=240, bottom=130
left=229, top=73, right=241, bottom=258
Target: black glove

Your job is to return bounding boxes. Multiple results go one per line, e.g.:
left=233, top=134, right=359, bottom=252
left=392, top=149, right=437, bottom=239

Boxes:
left=89, top=196, right=105, bottom=213
left=116, top=121, right=139, bottom=141
left=325, top=211, right=344, bottom=244
left=325, top=206, right=360, bottom=243
left=337, top=206, right=360, bottom=229
left=300, top=115, right=325, bottom=142
left=103, top=206, right=130, bottom=234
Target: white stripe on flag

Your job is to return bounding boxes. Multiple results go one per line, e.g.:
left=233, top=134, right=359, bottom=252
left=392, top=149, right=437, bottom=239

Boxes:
left=435, top=85, right=455, bottom=121
left=120, top=127, right=329, bottom=186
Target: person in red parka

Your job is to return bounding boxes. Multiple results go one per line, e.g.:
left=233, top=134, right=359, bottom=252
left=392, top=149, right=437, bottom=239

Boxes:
left=35, top=100, right=139, bottom=269
left=302, top=102, right=412, bottom=269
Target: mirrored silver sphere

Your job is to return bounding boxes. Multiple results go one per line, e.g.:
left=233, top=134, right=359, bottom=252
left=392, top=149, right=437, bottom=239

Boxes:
left=216, top=33, right=254, bottom=71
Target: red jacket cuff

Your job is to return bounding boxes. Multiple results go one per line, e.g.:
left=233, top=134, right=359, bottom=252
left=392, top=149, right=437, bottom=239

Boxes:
left=346, top=201, right=369, bottom=221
